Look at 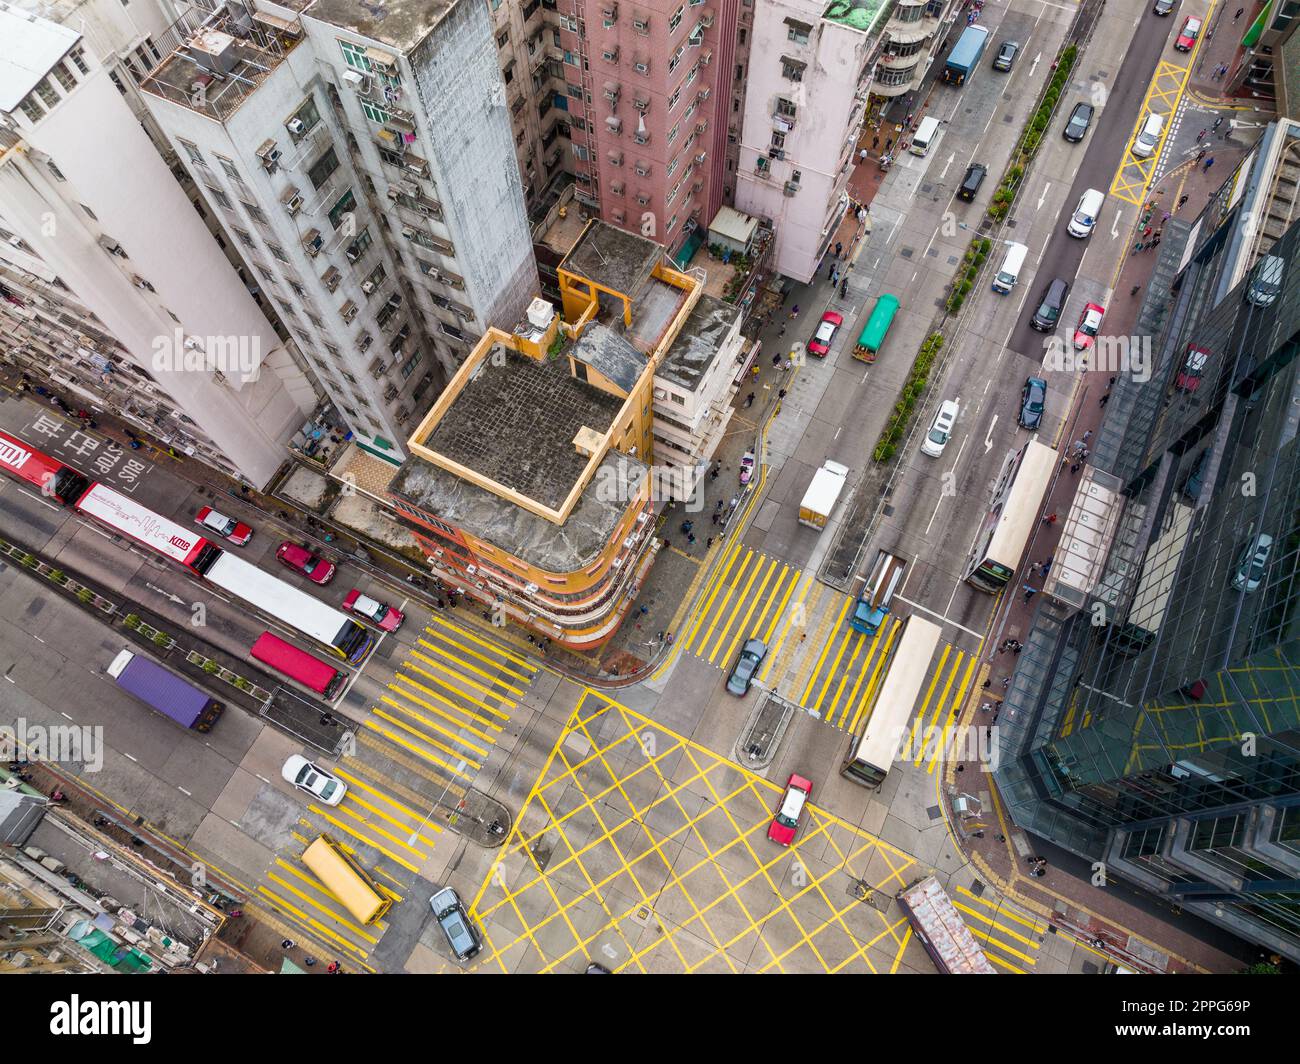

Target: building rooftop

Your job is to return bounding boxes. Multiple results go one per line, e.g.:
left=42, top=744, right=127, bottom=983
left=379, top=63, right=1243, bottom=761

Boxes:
left=822, top=0, right=889, bottom=33
left=304, top=0, right=459, bottom=54
left=414, top=342, right=624, bottom=512
left=561, top=222, right=663, bottom=297
left=390, top=446, right=639, bottom=572
left=0, top=4, right=78, bottom=112
left=571, top=323, right=646, bottom=393
left=657, top=295, right=739, bottom=392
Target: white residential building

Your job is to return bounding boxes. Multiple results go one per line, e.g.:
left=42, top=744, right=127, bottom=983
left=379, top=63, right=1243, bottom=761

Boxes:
left=734, top=0, right=886, bottom=283
left=0, top=3, right=316, bottom=485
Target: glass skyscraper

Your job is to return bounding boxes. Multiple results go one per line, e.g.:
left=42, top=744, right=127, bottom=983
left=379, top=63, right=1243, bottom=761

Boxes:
left=995, top=120, right=1300, bottom=961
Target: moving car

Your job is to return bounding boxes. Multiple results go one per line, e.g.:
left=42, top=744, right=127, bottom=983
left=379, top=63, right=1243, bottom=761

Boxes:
left=957, top=162, right=988, bottom=202
left=1131, top=112, right=1165, bottom=159
left=993, top=41, right=1020, bottom=71
left=429, top=886, right=483, bottom=961
left=195, top=506, right=252, bottom=546
left=281, top=754, right=347, bottom=806
left=1063, top=103, right=1094, bottom=143
left=1030, top=277, right=1070, bottom=331
left=1174, top=15, right=1201, bottom=51
left=1074, top=302, right=1105, bottom=350
left=727, top=638, right=767, bottom=696
left=1231, top=533, right=1273, bottom=593
left=1154, top=0, right=1176, bottom=13
left=808, top=310, right=843, bottom=357
left=921, top=399, right=960, bottom=457
left=1067, top=188, right=1104, bottom=239
left=276, top=540, right=336, bottom=585
left=342, top=588, right=404, bottom=632
left=1175, top=345, right=1209, bottom=392
left=766, top=773, right=813, bottom=846
left=1019, top=377, right=1047, bottom=430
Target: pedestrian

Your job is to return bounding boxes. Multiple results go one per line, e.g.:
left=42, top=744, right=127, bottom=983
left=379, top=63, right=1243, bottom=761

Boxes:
left=772, top=353, right=781, bottom=367
left=1196, top=128, right=1207, bottom=143
left=783, top=359, right=792, bottom=371
left=1042, top=513, right=1057, bottom=525
left=688, top=532, right=696, bottom=544
left=872, top=135, right=880, bottom=150
left=281, top=939, right=295, bottom=950
left=1023, top=584, right=1039, bottom=602
left=1099, top=392, right=1110, bottom=407
left=665, top=632, right=673, bottom=645
left=1203, top=156, right=1215, bottom=172
left=639, top=604, right=649, bottom=616
left=1130, top=284, right=1141, bottom=296
left=706, top=537, right=714, bottom=548
left=751, top=364, right=760, bottom=378
left=981, top=701, right=993, bottom=714
left=662, top=537, right=671, bottom=550
left=1134, top=242, right=1145, bottom=253
left=1082, top=430, right=1092, bottom=444
left=745, top=391, right=755, bottom=407
left=1177, top=194, right=1188, bottom=210
left=1142, top=225, right=1153, bottom=238
left=1233, top=5, right=1243, bottom=20
left=1070, top=461, right=1082, bottom=475
left=859, top=147, right=869, bottom=163
left=1196, top=148, right=1207, bottom=162
left=1107, top=376, right=1116, bottom=390
left=716, top=499, right=724, bottom=511
left=1012, top=642, right=1023, bottom=655
left=1041, top=558, right=1053, bottom=577
left=1161, top=211, right=1171, bottom=223
left=835, top=241, right=843, bottom=258
left=778, top=388, right=787, bottom=399
left=327, top=961, right=341, bottom=974
left=1212, top=116, right=1222, bottom=132
left=711, top=512, right=719, bottom=526
left=790, top=304, right=799, bottom=319
left=884, top=137, right=893, bottom=152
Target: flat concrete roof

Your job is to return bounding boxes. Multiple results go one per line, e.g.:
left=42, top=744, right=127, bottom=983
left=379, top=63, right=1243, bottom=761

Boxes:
left=709, top=205, right=759, bottom=245
left=304, top=0, right=459, bottom=55
left=658, top=295, right=739, bottom=392
left=0, top=5, right=78, bottom=112
left=822, top=0, right=888, bottom=33
left=389, top=448, right=640, bottom=572
left=571, top=323, right=646, bottom=393
left=414, top=342, right=624, bottom=512
left=561, top=221, right=662, bottom=297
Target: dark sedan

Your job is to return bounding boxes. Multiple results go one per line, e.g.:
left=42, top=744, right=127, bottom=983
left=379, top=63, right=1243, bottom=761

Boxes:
left=1063, top=103, right=1094, bottom=143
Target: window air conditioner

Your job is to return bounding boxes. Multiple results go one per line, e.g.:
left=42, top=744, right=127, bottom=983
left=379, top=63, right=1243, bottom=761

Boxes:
left=361, top=280, right=376, bottom=293
left=287, top=118, right=306, bottom=135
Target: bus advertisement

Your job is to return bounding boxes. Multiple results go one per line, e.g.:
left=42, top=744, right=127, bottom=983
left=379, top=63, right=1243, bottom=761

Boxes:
left=0, top=428, right=91, bottom=505
left=250, top=632, right=345, bottom=700
left=853, top=294, right=900, bottom=362
left=301, top=834, right=392, bottom=925
left=961, top=440, right=1057, bottom=593
left=841, top=615, right=943, bottom=788
left=75, top=483, right=222, bottom=573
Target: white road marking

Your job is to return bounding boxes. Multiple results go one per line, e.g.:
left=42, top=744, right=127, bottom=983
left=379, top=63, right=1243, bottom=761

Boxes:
left=895, top=592, right=988, bottom=640
left=984, top=414, right=1000, bottom=452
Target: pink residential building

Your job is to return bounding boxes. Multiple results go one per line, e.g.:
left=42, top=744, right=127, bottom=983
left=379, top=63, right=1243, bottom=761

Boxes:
left=734, top=0, right=888, bottom=283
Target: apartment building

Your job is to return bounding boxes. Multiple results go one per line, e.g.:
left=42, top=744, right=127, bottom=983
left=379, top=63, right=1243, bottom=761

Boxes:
left=869, top=0, right=958, bottom=99
left=993, top=121, right=1300, bottom=961
left=131, top=0, right=538, bottom=466
left=734, top=0, right=887, bottom=282
left=0, top=3, right=316, bottom=485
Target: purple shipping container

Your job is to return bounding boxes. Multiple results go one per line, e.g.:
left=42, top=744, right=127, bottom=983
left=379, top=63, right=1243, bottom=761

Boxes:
left=106, top=650, right=223, bottom=732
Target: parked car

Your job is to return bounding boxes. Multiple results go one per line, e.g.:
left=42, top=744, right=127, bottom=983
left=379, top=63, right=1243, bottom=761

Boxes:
left=195, top=506, right=252, bottom=546
left=1231, top=533, right=1273, bottom=593
left=739, top=451, right=756, bottom=485
left=429, top=886, right=483, bottom=961
left=1030, top=277, right=1070, bottom=331
left=993, top=41, right=1020, bottom=71
left=1154, top=0, right=1176, bottom=13
left=281, top=754, right=347, bottom=806
left=957, top=162, right=988, bottom=202
left=1182, top=449, right=1209, bottom=501
left=1074, top=302, right=1106, bottom=350
left=342, top=589, right=404, bottom=632
left=808, top=311, right=843, bottom=357
left=1174, top=15, right=1201, bottom=51
left=921, top=399, right=960, bottom=458
left=766, top=773, right=813, bottom=846
left=1063, top=103, right=1094, bottom=143
left=1175, top=345, right=1210, bottom=392
left=1019, top=377, right=1047, bottom=430
left=276, top=541, right=336, bottom=585
left=726, top=638, right=767, bottom=696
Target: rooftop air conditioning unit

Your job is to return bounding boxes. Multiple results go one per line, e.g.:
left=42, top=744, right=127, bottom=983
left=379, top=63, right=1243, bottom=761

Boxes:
left=636, top=193, right=650, bottom=205
left=633, top=17, right=648, bottom=31
left=256, top=139, right=281, bottom=170
left=623, top=536, right=636, bottom=550
left=359, top=334, right=373, bottom=351
left=361, top=280, right=376, bottom=294
left=322, top=267, right=341, bottom=291
left=287, top=117, right=306, bottom=136
left=633, top=61, right=649, bottom=74
left=346, top=247, right=360, bottom=262
left=342, top=69, right=370, bottom=93
left=303, top=229, right=323, bottom=255
left=282, top=188, right=303, bottom=214
left=634, top=163, right=650, bottom=176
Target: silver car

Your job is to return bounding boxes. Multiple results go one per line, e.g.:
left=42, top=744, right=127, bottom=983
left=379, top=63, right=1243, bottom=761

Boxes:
left=430, top=886, right=483, bottom=961
left=727, top=638, right=767, bottom=696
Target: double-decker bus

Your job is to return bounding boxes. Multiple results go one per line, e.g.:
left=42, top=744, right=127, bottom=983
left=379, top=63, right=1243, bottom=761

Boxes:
left=250, top=632, right=345, bottom=699
left=960, top=440, right=1057, bottom=593
left=841, top=615, right=943, bottom=788
left=853, top=294, right=901, bottom=363
left=74, top=482, right=223, bottom=573
left=206, top=553, right=371, bottom=664
left=0, top=428, right=91, bottom=505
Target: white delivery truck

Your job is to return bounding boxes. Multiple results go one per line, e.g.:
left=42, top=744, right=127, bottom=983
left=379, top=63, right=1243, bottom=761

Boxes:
left=798, top=460, right=850, bottom=530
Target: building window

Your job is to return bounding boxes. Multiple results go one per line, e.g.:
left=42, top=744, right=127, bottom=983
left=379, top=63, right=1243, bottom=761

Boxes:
left=51, top=64, right=77, bottom=93
left=308, top=148, right=340, bottom=190
left=233, top=227, right=256, bottom=249
left=80, top=203, right=98, bottom=221
left=669, top=4, right=684, bottom=31
left=242, top=202, right=268, bottom=224
left=785, top=19, right=812, bottom=44
left=288, top=97, right=321, bottom=140
left=347, top=227, right=373, bottom=259
left=329, top=189, right=356, bottom=230
left=68, top=47, right=90, bottom=75
left=360, top=99, right=391, bottom=124
left=47, top=161, right=66, bottom=182
left=17, top=94, right=45, bottom=123
left=781, top=58, right=805, bottom=82
left=266, top=242, right=289, bottom=263
left=776, top=97, right=797, bottom=118
left=35, top=78, right=61, bottom=108
left=207, top=186, right=233, bottom=209
left=215, top=155, right=240, bottom=180
left=178, top=139, right=203, bottom=164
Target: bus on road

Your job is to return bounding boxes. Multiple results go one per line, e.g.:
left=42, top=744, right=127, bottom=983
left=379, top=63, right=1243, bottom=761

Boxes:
left=0, top=428, right=90, bottom=505
left=841, top=615, right=943, bottom=788
left=75, top=482, right=223, bottom=574
left=898, top=875, right=996, bottom=973
left=301, top=834, right=392, bottom=925
left=250, top=632, right=345, bottom=700
left=853, top=294, right=900, bottom=363
left=961, top=440, right=1057, bottom=593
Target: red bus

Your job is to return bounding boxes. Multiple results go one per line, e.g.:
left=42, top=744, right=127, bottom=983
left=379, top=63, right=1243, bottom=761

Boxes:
left=250, top=631, right=344, bottom=699
left=74, top=482, right=221, bottom=574
left=0, top=428, right=91, bottom=505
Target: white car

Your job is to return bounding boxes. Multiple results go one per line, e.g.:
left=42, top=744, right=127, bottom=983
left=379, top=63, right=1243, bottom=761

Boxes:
left=281, top=754, right=347, bottom=806
left=921, top=400, right=960, bottom=457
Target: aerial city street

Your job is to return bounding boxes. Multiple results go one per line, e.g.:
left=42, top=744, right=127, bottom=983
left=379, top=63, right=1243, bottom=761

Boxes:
left=0, top=0, right=1296, bottom=991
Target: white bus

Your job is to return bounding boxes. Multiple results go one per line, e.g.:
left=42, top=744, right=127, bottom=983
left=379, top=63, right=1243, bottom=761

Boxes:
left=961, top=440, right=1057, bottom=593
left=841, top=615, right=943, bottom=788
left=205, top=553, right=373, bottom=664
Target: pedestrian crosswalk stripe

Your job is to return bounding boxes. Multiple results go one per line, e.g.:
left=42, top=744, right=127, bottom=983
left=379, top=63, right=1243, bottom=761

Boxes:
left=804, top=600, right=856, bottom=711
left=909, top=644, right=953, bottom=766
left=387, top=677, right=501, bottom=746
left=706, top=551, right=767, bottom=663
left=929, top=654, right=978, bottom=774
left=846, top=619, right=901, bottom=735
left=716, top=556, right=782, bottom=668
left=372, top=702, right=484, bottom=770
left=685, top=545, right=750, bottom=652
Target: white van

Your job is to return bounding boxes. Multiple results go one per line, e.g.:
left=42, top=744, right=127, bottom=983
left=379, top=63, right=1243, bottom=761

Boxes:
left=1067, top=188, right=1104, bottom=238
left=992, top=242, right=1028, bottom=293
left=910, top=116, right=941, bottom=157
left=1131, top=113, right=1164, bottom=159
left=1245, top=254, right=1284, bottom=306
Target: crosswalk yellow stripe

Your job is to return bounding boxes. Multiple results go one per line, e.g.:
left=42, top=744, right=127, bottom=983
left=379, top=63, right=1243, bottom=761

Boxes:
left=706, top=552, right=766, bottom=663
left=255, top=884, right=376, bottom=957
left=801, top=597, right=852, bottom=705
left=908, top=644, right=952, bottom=765
left=846, top=618, right=900, bottom=735
left=373, top=702, right=484, bottom=769
left=412, top=642, right=523, bottom=703
left=422, top=624, right=536, bottom=683
left=699, top=550, right=754, bottom=661
left=824, top=630, right=867, bottom=729
left=385, top=679, right=498, bottom=748
left=414, top=635, right=528, bottom=695
left=404, top=653, right=514, bottom=719
left=327, top=788, right=438, bottom=851
left=390, top=671, right=505, bottom=734
left=758, top=565, right=795, bottom=642
left=929, top=653, right=977, bottom=773
left=431, top=615, right=538, bottom=672
left=955, top=887, right=1047, bottom=934
left=266, top=864, right=383, bottom=941
left=362, top=718, right=475, bottom=779
left=717, top=556, right=780, bottom=668
left=760, top=577, right=821, bottom=686
left=312, top=808, right=422, bottom=873
left=685, top=541, right=748, bottom=651
left=952, top=900, right=1042, bottom=953
left=330, top=767, right=443, bottom=839
left=808, top=603, right=857, bottom=714
left=835, top=627, right=881, bottom=731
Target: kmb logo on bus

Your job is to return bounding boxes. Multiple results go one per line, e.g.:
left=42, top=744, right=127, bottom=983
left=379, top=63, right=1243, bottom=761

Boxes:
left=0, top=440, right=32, bottom=469
left=169, top=534, right=191, bottom=550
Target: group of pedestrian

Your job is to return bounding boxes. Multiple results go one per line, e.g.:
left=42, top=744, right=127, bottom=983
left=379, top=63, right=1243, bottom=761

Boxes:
left=1027, top=856, right=1048, bottom=878
left=998, top=638, right=1025, bottom=655
left=1211, top=63, right=1230, bottom=81
left=1029, top=556, right=1054, bottom=578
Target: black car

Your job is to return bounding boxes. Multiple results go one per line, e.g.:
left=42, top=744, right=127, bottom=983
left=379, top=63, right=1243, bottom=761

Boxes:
left=993, top=41, right=1020, bottom=71
left=1019, top=377, right=1047, bottom=430
left=957, top=162, right=987, bottom=202
left=1063, top=102, right=1094, bottom=143
left=1154, top=0, right=1176, bottom=12
left=1030, top=277, right=1069, bottom=331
